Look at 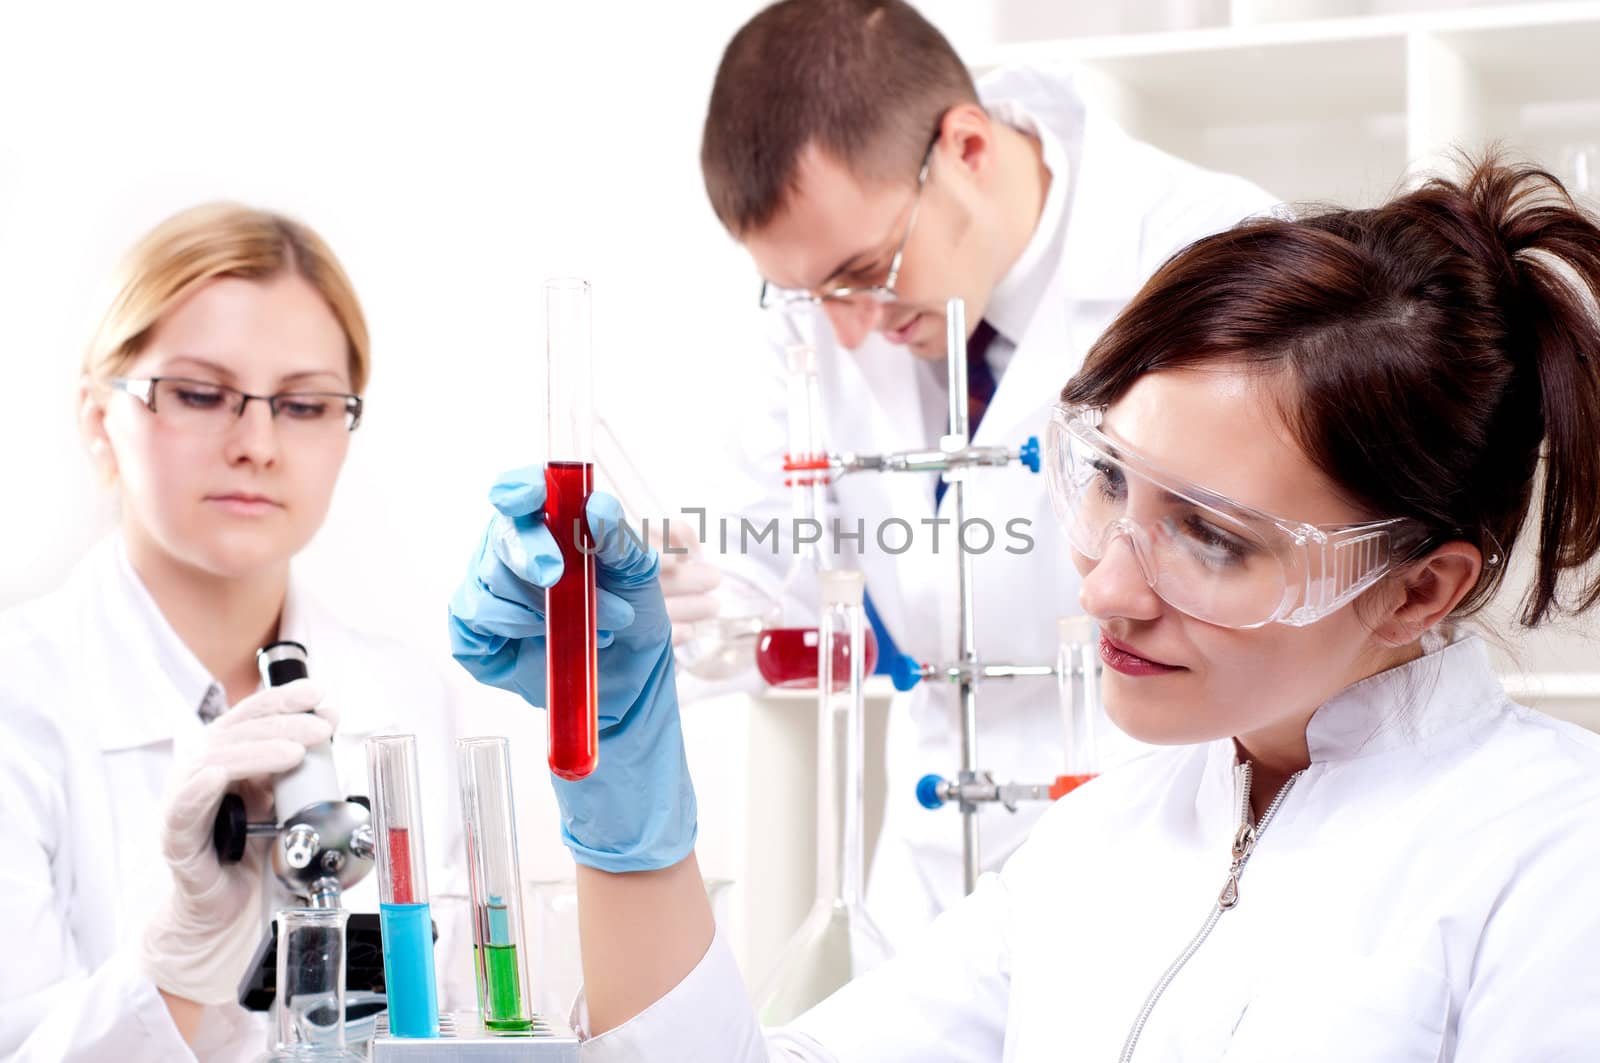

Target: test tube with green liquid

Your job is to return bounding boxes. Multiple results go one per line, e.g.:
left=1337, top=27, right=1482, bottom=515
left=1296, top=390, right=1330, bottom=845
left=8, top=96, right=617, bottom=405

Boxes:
left=459, top=737, right=535, bottom=1031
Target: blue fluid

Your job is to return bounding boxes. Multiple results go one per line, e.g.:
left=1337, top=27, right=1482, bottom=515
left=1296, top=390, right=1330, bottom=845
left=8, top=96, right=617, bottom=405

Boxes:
left=379, top=902, right=439, bottom=1038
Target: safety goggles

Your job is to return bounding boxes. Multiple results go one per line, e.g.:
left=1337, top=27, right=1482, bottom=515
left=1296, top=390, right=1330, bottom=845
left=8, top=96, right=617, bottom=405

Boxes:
left=1045, top=404, right=1427, bottom=629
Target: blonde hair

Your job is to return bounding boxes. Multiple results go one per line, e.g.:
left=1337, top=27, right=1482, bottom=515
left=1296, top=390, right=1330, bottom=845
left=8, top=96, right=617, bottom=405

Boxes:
left=84, top=202, right=371, bottom=393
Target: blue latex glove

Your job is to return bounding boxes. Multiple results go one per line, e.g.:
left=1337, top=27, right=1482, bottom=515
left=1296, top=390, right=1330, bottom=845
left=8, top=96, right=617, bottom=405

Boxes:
left=448, top=464, right=696, bottom=873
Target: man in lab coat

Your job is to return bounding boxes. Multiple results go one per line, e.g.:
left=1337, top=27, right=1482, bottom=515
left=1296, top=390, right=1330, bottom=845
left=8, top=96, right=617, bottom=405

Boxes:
left=674, top=0, right=1277, bottom=949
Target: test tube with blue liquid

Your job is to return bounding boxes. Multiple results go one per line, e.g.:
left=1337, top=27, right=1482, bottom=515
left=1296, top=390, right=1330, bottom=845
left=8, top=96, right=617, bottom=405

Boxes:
left=459, top=737, right=534, bottom=1031
left=367, top=734, right=440, bottom=1038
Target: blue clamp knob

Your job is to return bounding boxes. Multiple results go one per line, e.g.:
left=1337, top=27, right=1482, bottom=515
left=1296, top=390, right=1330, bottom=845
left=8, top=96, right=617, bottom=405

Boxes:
left=916, top=773, right=947, bottom=810
left=1018, top=435, right=1041, bottom=474
left=890, top=653, right=925, bottom=692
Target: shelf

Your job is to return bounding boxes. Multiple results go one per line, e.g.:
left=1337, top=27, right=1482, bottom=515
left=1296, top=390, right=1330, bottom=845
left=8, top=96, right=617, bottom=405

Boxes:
left=969, top=0, right=1600, bottom=205
left=974, top=0, right=1600, bottom=62
left=1408, top=11, right=1600, bottom=184
left=1077, top=34, right=1405, bottom=125
left=1068, top=33, right=1409, bottom=205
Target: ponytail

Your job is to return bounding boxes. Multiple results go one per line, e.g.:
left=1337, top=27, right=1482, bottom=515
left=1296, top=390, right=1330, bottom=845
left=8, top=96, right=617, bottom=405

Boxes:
left=1064, top=154, right=1600, bottom=628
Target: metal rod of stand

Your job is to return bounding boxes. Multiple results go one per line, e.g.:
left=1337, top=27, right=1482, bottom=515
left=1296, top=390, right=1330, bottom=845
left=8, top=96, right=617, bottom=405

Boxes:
left=945, top=296, right=981, bottom=896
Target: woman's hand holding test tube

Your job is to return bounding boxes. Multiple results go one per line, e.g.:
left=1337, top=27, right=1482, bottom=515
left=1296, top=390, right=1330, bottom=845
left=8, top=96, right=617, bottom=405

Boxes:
left=448, top=464, right=698, bottom=873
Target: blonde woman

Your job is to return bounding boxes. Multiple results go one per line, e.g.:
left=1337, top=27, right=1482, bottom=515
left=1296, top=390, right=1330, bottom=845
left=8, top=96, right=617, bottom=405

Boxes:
left=0, top=205, right=463, bottom=1061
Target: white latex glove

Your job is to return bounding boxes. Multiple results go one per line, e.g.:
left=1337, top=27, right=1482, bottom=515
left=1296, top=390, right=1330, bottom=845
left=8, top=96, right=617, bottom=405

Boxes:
left=140, top=678, right=335, bottom=1006
left=655, top=521, right=721, bottom=646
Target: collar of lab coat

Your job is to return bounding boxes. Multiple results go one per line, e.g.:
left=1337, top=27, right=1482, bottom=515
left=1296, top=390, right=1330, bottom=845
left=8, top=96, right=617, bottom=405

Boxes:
left=1302, top=633, right=1502, bottom=762
left=958, top=66, right=1160, bottom=446
left=91, top=535, right=218, bottom=752
left=982, top=97, right=1072, bottom=347
left=978, top=63, right=1152, bottom=307
left=88, top=534, right=355, bottom=752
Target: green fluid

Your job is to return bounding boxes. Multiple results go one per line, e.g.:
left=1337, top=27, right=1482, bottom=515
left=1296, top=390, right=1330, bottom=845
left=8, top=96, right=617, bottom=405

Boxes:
left=478, top=943, right=532, bottom=1031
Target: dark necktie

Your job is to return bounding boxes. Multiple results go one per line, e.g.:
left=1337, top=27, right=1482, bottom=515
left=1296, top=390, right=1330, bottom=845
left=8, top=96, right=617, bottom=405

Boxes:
left=936, top=320, right=1000, bottom=508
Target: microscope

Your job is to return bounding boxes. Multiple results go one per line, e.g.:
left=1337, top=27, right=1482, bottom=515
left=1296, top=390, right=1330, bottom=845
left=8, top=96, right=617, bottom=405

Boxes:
left=212, top=641, right=376, bottom=908
left=214, top=641, right=390, bottom=1046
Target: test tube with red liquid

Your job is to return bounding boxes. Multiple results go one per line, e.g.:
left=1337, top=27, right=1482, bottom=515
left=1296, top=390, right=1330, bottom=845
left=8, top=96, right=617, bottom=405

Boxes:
left=366, top=734, right=439, bottom=1038
left=1053, top=616, right=1103, bottom=798
left=545, top=278, right=599, bottom=781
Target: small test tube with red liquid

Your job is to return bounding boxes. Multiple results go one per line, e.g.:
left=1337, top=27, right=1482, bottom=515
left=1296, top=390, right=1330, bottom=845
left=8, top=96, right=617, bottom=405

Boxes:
left=1054, top=616, right=1103, bottom=797
left=545, top=278, right=599, bottom=781
left=366, top=734, right=439, bottom=1037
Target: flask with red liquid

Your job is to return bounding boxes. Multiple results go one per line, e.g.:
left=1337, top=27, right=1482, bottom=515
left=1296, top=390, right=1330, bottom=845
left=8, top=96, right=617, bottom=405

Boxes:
left=755, top=344, right=877, bottom=690
left=544, top=278, right=599, bottom=781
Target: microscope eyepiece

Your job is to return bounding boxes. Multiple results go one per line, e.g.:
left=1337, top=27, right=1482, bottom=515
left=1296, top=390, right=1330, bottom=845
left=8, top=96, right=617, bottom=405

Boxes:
left=256, top=640, right=309, bottom=687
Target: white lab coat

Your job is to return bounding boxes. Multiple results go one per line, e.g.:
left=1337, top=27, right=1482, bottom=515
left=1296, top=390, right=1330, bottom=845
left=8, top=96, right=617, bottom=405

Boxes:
left=0, top=536, right=470, bottom=1062
left=705, top=63, right=1279, bottom=946
left=578, top=634, right=1600, bottom=1060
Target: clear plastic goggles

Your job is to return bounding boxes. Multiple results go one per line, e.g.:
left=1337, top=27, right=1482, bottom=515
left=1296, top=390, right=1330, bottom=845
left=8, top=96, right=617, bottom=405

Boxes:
left=1045, top=404, right=1424, bottom=629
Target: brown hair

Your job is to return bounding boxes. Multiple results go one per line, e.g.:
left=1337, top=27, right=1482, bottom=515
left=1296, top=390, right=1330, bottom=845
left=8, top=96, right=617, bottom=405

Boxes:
left=85, top=202, right=371, bottom=394
left=700, top=0, right=978, bottom=236
left=1063, top=156, right=1600, bottom=627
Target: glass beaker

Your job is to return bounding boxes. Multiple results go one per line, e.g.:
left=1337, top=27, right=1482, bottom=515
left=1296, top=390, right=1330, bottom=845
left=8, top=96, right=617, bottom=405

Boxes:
left=754, top=570, right=891, bottom=1023
left=674, top=575, right=782, bottom=680
left=256, top=907, right=364, bottom=1062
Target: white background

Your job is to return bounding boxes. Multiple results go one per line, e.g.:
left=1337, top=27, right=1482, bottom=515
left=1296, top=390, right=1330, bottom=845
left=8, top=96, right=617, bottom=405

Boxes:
left=0, top=1, right=781, bottom=884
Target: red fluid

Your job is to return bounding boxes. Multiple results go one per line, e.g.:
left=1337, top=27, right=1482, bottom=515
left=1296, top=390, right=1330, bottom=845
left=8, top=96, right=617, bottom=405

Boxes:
left=755, top=626, right=880, bottom=691
left=545, top=461, right=599, bottom=780
left=387, top=827, right=415, bottom=904
left=1049, top=773, right=1099, bottom=801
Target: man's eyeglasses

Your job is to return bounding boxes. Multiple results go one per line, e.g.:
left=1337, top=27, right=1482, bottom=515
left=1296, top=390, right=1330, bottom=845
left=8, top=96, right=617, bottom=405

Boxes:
left=111, top=377, right=364, bottom=434
left=758, top=131, right=939, bottom=313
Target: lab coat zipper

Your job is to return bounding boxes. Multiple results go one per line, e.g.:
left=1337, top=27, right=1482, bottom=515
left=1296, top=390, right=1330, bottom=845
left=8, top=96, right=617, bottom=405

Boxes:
left=1117, top=761, right=1304, bottom=1063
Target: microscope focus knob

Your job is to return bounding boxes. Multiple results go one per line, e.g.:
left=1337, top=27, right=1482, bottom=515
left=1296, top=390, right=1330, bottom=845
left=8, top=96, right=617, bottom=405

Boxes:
left=349, top=823, right=376, bottom=862
left=213, top=793, right=249, bottom=863
left=282, top=824, right=320, bottom=870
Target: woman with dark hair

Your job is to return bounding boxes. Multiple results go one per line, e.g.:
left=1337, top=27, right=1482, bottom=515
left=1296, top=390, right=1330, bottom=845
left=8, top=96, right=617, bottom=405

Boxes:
left=449, top=157, right=1600, bottom=1060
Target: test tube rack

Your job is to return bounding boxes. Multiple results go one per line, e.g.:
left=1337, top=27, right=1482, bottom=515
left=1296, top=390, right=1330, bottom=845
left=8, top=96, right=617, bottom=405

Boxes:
left=370, top=1011, right=579, bottom=1061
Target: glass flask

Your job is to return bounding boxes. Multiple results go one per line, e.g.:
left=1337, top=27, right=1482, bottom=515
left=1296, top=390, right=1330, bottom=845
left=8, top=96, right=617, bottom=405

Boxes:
left=592, top=414, right=780, bottom=681
left=755, top=344, right=878, bottom=689
left=754, top=570, right=892, bottom=1024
